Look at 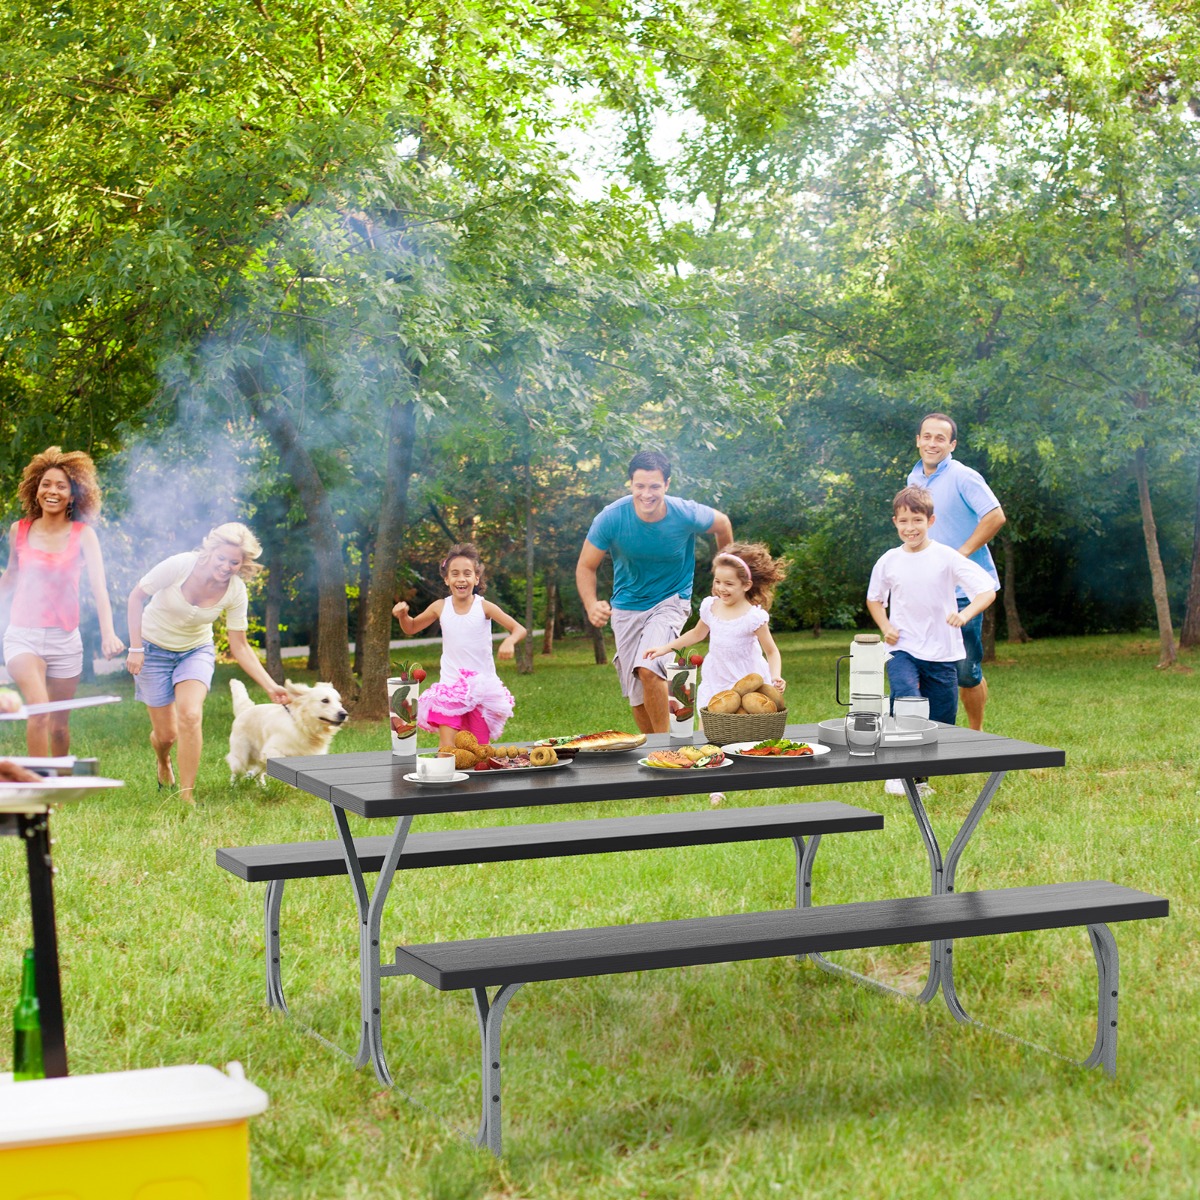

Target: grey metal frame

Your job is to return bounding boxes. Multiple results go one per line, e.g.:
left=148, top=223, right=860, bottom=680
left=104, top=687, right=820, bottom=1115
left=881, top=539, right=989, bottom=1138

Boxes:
left=807, top=771, right=1120, bottom=1075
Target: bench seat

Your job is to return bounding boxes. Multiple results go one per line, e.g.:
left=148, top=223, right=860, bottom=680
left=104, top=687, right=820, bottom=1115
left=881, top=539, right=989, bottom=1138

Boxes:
left=216, top=800, right=882, bottom=880
left=394, top=880, right=1168, bottom=1154
left=217, top=800, right=884, bottom=1013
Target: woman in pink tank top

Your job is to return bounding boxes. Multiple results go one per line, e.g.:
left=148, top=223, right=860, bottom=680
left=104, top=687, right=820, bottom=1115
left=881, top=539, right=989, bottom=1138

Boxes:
left=0, top=447, right=125, bottom=755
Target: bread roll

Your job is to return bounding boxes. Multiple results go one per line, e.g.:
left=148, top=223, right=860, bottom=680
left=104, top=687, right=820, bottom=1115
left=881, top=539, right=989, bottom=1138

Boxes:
left=733, top=673, right=764, bottom=695
left=741, top=692, right=778, bottom=714
left=707, top=689, right=743, bottom=714
left=758, top=683, right=785, bottom=710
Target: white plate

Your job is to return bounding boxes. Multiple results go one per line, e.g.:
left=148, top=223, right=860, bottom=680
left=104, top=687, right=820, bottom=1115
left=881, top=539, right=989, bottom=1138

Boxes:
left=0, top=694, right=122, bottom=721
left=637, top=757, right=733, bottom=772
left=0, top=776, right=125, bottom=812
left=536, top=735, right=646, bottom=754
left=403, top=772, right=471, bottom=785
left=722, top=741, right=831, bottom=760
left=475, top=758, right=574, bottom=773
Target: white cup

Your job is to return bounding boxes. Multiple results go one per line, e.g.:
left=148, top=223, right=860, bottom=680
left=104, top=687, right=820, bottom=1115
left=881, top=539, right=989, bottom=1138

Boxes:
left=416, top=754, right=456, bottom=780
left=892, top=696, right=930, bottom=722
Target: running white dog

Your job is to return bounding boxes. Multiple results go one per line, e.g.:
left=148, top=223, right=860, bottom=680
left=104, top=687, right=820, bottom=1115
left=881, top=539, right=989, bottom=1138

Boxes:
left=226, top=679, right=349, bottom=783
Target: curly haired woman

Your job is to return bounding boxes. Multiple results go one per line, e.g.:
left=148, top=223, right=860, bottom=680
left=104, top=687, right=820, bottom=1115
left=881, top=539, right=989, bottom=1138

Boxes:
left=0, top=447, right=125, bottom=755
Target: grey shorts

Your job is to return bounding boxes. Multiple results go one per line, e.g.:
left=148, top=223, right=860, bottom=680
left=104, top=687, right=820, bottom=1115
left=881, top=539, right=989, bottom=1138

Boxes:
left=610, top=596, right=692, bottom=706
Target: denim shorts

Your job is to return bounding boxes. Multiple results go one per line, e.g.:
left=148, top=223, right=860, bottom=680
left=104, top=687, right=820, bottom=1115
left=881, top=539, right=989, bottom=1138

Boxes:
left=134, top=640, right=216, bottom=708
left=955, top=595, right=985, bottom=688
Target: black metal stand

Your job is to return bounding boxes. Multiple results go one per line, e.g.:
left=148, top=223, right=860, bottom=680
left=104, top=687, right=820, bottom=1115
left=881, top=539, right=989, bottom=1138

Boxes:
left=1, top=809, right=68, bottom=1077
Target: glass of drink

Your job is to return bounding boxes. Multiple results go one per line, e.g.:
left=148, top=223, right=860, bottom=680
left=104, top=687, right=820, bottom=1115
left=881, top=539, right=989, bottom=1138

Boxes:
left=892, top=696, right=930, bottom=723
left=387, top=675, right=420, bottom=759
left=667, top=666, right=698, bottom=739
left=845, top=710, right=883, bottom=756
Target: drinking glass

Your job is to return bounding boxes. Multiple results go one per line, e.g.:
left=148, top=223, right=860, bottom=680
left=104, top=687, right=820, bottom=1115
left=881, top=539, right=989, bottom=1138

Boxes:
left=845, top=710, right=883, bottom=756
left=892, top=696, right=930, bottom=722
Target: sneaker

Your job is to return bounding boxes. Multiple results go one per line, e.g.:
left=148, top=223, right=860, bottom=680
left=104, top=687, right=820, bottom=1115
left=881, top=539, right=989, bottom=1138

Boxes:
left=885, top=778, right=935, bottom=798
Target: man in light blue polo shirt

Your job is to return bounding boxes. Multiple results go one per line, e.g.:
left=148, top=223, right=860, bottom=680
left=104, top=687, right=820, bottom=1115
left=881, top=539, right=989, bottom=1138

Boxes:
left=577, top=450, right=733, bottom=733
left=906, top=413, right=1006, bottom=730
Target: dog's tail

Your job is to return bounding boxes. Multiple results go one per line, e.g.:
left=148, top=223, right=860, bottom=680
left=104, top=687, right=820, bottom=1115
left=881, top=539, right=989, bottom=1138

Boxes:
left=230, top=678, right=255, bottom=719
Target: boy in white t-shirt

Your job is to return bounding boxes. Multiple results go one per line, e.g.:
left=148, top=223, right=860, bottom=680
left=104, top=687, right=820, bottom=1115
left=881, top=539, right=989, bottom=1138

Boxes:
left=866, top=486, right=996, bottom=727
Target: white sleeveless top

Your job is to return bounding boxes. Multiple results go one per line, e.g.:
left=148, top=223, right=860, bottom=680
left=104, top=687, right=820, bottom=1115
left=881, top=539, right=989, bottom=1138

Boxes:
left=439, top=595, right=496, bottom=678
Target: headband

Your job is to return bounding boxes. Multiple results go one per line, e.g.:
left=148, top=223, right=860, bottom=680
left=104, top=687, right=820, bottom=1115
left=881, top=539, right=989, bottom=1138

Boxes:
left=716, top=553, right=752, bottom=582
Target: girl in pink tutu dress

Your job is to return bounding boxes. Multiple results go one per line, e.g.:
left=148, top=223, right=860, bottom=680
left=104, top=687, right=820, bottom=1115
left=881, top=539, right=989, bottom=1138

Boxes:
left=392, top=543, right=526, bottom=751
left=643, top=542, right=788, bottom=706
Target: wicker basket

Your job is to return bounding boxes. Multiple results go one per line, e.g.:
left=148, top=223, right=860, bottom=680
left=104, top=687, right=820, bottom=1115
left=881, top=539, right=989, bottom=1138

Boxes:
left=699, top=706, right=788, bottom=746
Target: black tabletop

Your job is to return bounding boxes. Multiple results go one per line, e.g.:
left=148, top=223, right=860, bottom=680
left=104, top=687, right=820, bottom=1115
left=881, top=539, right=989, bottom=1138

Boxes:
left=267, top=725, right=1065, bottom=819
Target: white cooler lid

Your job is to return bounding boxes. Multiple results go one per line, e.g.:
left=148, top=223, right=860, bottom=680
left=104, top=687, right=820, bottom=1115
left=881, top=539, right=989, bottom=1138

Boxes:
left=0, top=1063, right=269, bottom=1148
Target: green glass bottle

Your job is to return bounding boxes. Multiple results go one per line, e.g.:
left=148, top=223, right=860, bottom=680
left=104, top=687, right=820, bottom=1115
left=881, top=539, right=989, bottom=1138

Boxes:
left=13, top=947, right=44, bottom=1081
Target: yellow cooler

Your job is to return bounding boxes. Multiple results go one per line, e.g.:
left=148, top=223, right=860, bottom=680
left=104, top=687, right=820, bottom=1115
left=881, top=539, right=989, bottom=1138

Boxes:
left=0, top=1062, right=269, bottom=1199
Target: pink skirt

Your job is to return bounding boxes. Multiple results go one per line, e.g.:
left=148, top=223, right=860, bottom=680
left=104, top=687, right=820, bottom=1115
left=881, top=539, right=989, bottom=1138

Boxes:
left=416, top=669, right=514, bottom=744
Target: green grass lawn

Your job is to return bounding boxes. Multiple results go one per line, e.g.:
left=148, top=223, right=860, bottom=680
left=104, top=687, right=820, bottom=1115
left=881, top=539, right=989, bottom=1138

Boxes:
left=2, top=631, right=1198, bottom=1198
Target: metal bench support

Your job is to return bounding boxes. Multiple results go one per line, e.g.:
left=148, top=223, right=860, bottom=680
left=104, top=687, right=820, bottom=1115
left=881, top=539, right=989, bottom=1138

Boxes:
left=472, top=982, right=526, bottom=1157
left=265, top=879, right=287, bottom=1012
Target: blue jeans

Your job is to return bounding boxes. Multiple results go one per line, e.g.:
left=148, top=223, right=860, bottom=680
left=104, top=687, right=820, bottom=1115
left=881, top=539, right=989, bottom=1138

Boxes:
left=955, top=595, right=984, bottom=688
left=887, top=651, right=958, bottom=725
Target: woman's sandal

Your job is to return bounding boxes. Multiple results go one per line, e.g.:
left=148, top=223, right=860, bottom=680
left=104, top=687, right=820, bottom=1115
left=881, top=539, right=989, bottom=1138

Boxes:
left=177, top=787, right=196, bottom=805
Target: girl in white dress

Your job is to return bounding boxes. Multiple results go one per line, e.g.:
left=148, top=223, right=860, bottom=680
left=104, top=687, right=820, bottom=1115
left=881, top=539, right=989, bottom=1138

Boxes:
left=643, top=542, right=787, bottom=706
left=392, top=543, right=526, bottom=750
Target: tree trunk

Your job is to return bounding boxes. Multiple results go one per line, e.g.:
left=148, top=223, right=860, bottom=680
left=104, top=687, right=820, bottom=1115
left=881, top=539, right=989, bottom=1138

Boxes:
left=1133, top=445, right=1177, bottom=667
left=982, top=606, right=996, bottom=663
left=264, top=560, right=283, bottom=683
left=590, top=622, right=608, bottom=664
left=1000, top=532, right=1031, bottom=643
left=518, top=455, right=535, bottom=675
left=306, top=571, right=321, bottom=673
left=353, top=537, right=371, bottom=679
left=542, top=572, right=557, bottom=655
left=241, top=378, right=355, bottom=697
left=356, top=397, right=418, bottom=719
left=1180, top=451, right=1200, bottom=648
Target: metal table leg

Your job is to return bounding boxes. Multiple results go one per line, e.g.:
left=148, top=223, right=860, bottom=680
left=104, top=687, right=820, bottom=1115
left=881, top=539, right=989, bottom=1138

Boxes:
left=330, top=804, right=412, bottom=1084
left=809, top=770, right=1007, bottom=1016
left=20, top=811, right=68, bottom=1078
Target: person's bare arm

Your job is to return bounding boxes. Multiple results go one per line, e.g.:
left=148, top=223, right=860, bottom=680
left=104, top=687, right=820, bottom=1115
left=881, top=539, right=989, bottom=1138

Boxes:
left=482, top=601, right=527, bottom=660
left=643, top=620, right=709, bottom=661
left=227, top=630, right=290, bottom=703
left=867, top=598, right=899, bottom=645
left=576, top=540, right=611, bottom=627
left=0, top=523, right=19, bottom=601
left=755, top=625, right=784, bottom=689
left=707, top=511, right=734, bottom=551
left=126, top=586, right=151, bottom=675
left=392, top=598, right=443, bottom=635
left=958, top=506, right=1005, bottom=558
left=80, top=527, right=124, bottom=657
left=947, top=589, right=996, bottom=627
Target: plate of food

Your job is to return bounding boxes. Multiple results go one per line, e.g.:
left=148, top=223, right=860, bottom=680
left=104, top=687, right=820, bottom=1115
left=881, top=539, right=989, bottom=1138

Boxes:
left=534, top=730, right=648, bottom=755
left=638, top=745, right=730, bottom=771
left=722, top=739, right=830, bottom=759
left=454, top=744, right=575, bottom=773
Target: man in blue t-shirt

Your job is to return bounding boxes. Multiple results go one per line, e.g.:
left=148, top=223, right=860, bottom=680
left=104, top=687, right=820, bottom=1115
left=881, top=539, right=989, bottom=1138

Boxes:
left=905, top=413, right=1006, bottom=730
left=577, top=450, right=733, bottom=733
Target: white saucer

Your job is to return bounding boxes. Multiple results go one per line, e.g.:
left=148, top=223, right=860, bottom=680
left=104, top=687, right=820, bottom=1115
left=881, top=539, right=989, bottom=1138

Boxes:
left=403, top=771, right=471, bottom=785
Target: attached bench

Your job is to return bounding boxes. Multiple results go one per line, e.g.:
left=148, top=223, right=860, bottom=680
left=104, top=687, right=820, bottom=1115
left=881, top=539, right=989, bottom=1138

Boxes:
left=216, top=800, right=884, bottom=1013
left=394, top=880, right=1169, bottom=1155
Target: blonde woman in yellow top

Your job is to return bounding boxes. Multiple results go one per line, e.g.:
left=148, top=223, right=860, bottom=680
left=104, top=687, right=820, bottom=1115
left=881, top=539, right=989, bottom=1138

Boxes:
left=127, top=523, right=288, bottom=802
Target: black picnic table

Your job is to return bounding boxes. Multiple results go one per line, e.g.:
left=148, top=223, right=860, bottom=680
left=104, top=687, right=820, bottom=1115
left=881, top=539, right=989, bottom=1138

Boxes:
left=267, top=723, right=1065, bottom=1084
